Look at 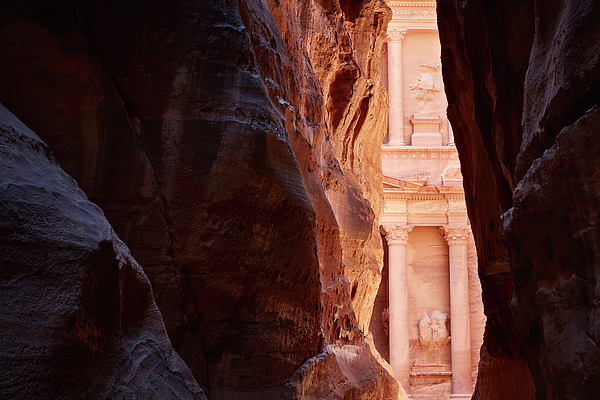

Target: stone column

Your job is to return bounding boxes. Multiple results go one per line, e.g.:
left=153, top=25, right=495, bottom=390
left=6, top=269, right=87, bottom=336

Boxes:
left=386, top=28, right=408, bottom=146
left=382, top=224, right=413, bottom=394
left=440, top=226, right=472, bottom=399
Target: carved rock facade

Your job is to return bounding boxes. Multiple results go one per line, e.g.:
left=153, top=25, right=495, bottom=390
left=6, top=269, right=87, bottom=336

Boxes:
left=371, top=2, right=485, bottom=399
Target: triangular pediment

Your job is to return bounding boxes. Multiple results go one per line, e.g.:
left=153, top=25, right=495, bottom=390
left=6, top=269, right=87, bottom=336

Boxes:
left=383, top=175, right=424, bottom=190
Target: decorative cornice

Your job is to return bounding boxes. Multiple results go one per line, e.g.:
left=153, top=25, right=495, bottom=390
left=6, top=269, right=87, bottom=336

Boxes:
left=382, top=145, right=455, bottom=152
left=383, top=175, right=423, bottom=191
left=439, top=226, right=471, bottom=245
left=438, top=186, right=464, bottom=194
left=381, top=225, right=414, bottom=245
left=408, top=194, right=445, bottom=201
left=443, top=194, right=466, bottom=200
left=383, top=191, right=417, bottom=199
left=387, top=28, right=408, bottom=42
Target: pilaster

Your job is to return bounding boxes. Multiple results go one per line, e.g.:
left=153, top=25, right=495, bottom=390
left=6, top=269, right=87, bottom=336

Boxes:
left=386, top=29, right=408, bottom=146
left=440, top=226, right=472, bottom=398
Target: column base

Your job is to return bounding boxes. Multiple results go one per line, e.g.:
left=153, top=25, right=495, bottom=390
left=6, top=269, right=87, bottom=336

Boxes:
left=449, top=395, right=472, bottom=399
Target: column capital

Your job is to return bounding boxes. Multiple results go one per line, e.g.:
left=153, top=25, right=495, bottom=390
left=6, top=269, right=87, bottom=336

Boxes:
left=382, top=225, right=413, bottom=245
left=387, top=28, right=408, bottom=42
left=439, top=226, right=471, bottom=246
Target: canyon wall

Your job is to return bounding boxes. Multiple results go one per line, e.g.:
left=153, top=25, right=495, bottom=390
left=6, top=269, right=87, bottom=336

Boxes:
left=0, top=0, right=401, bottom=398
left=438, top=0, right=600, bottom=398
left=0, top=104, right=206, bottom=400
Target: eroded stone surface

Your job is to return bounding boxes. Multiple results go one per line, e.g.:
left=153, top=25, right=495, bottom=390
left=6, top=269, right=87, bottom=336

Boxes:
left=438, top=0, right=600, bottom=398
left=0, top=104, right=206, bottom=400
left=0, top=0, right=399, bottom=398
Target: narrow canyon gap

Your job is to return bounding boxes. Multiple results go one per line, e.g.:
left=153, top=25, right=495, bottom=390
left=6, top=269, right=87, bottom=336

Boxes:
left=6, top=0, right=599, bottom=399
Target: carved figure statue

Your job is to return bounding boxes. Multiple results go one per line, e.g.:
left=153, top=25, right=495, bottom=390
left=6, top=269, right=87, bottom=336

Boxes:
left=418, top=310, right=433, bottom=352
left=418, top=310, right=450, bottom=353
left=409, top=64, right=442, bottom=109
left=431, top=310, right=451, bottom=349
left=441, top=164, right=462, bottom=183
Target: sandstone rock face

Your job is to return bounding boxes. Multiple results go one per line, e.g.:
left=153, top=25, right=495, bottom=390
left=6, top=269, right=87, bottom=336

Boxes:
left=438, top=0, right=600, bottom=398
left=0, top=104, right=206, bottom=400
left=286, top=343, right=400, bottom=399
left=265, top=0, right=391, bottom=342
left=0, top=0, right=399, bottom=398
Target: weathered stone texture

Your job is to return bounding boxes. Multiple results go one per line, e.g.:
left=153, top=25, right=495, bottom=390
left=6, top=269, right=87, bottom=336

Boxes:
left=0, top=104, right=206, bottom=400
left=0, top=0, right=398, bottom=398
left=438, top=0, right=600, bottom=398
left=265, top=0, right=391, bottom=342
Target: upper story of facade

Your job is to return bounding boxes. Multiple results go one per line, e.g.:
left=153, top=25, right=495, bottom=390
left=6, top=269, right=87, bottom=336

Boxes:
left=382, top=0, right=466, bottom=228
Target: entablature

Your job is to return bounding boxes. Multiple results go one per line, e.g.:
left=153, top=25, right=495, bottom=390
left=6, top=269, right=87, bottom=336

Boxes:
left=388, top=1, right=437, bottom=31
left=382, top=146, right=459, bottom=160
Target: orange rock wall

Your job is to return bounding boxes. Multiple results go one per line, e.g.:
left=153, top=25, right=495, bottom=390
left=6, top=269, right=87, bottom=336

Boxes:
left=0, top=0, right=399, bottom=398
left=438, top=0, right=600, bottom=398
left=265, top=0, right=391, bottom=336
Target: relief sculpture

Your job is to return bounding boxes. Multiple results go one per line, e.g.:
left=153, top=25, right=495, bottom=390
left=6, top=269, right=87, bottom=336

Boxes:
left=418, top=311, right=433, bottom=352
left=418, top=310, right=450, bottom=355
left=409, top=63, right=442, bottom=110
left=441, top=163, right=462, bottom=183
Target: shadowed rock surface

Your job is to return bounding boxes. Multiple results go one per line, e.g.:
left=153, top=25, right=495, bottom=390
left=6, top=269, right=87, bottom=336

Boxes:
left=0, top=104, right=206, bottom=400
left=438, top=0, right=600, bottom=398
left=0, top=0, right=401, bottom=398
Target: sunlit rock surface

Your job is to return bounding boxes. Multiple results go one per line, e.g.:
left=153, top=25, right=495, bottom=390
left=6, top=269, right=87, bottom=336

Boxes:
left=0, top=104, right=206, bottom=400
left=0, top=0, right=401, bottom=398
left=265, top=0, right=391, bottom=344
left=438, top=0, right=600, bottom=398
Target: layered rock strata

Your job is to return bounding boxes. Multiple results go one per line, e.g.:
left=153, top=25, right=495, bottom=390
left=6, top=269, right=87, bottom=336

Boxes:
left=438, top=0, right=600, bottom=398
left=0, top=0, right=401, bottom=398
left=0, top=104, right=206, bottom=400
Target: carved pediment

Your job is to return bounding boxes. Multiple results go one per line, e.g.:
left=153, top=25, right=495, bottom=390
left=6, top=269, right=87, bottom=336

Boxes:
left=406, top=172, right=431, bottom=185
left=383, top=175, right=424, bottom=190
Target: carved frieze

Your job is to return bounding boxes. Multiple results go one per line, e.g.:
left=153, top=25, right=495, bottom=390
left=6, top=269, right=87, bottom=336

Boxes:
left=381, top=225, right=414, bottom=245
left=408, top=200, right=447, bottom=213
left=393, top=9, right=437, bottom=19
left=440, top=226, right=471, bottom=245
left=418, top=310, right=450, bottom=353
left=441, top=163, right=462, bottom=183
left=382, top=147, right=459, bottom=161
